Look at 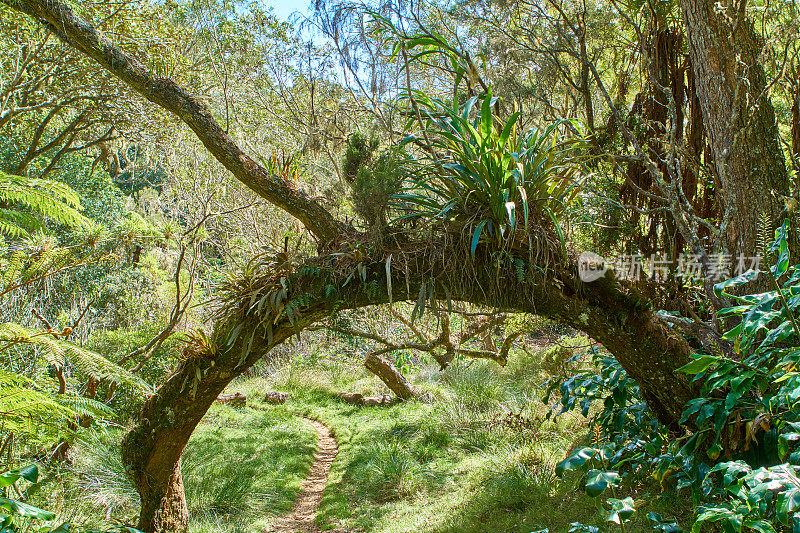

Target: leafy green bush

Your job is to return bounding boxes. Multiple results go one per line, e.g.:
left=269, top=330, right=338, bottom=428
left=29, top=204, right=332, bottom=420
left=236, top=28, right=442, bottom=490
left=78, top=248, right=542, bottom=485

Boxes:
left=343, top=133, right=406, bottom=230
left=550, top=222, right=800, bottom=532
left=48, top=153, right=126, bottom=225
left=343, top=133, right=379, bottom=183
left=87, top=324, right=180, bottom=387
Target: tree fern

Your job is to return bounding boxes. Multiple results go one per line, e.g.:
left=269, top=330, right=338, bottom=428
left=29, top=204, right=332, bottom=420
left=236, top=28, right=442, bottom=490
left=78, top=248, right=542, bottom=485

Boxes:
left=0, top=234, right=77, bottom=297
left=56, top=393, right=115, bottom=420
left=0, top=323, right=149, bottom=392
left=0, top=371, right=75, bottom=444
left=0, top=251, right=24, bottom=292
left=0, top=169, right=89, bottom=238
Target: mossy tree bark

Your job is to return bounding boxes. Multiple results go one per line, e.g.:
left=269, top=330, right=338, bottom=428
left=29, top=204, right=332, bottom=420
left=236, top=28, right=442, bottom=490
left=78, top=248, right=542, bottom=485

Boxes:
left=1, top=2, right=710, bottom=531
left=681, top=0, right=789, bottom=257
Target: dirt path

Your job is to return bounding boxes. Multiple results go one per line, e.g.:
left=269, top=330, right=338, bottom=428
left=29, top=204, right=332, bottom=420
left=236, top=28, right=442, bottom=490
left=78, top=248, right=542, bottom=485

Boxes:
left=268, top=417, right=338, bottom=533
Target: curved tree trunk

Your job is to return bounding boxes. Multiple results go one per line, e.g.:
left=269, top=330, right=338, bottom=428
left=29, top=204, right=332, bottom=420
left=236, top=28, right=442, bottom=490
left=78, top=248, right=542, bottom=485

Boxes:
left=4, top=0, right=697, bottom=427
left=118, top=243, right=695, bottom=531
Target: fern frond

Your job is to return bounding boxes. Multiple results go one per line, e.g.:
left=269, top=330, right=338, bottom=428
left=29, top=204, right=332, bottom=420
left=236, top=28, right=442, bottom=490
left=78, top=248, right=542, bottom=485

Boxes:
left=0, top=234, right=74, bottom=292
left=0, top=371, right=75, bottom=443
left=0, top=252, right=24, bottom=289
left=756, top=209, right=774, bottom=259
left=0, top=209, right=42, bottom=238
left=56, top=394, right=114, bottom=419
left=0, top=169, right=89, bottom=237
left=0, top=323, right=150, bottom=392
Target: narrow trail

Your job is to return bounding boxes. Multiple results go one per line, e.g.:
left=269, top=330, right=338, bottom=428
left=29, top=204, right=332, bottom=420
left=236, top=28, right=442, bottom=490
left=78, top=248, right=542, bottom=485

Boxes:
left=268, top=417, right=338, bottom=533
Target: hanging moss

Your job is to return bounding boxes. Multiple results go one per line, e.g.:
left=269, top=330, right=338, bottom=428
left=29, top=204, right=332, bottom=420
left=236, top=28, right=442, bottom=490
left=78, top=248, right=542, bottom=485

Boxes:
left=342, top=133, right=378, bottom=184
left=342, top=133, right=404, bottom=230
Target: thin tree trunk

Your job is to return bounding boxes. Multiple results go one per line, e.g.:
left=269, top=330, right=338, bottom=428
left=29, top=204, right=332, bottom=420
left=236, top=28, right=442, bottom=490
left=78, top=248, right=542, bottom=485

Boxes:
left=578, top=25, right=595, bottom=135
left=681, top=0, right=789, bottom=257
left=364, top=352, right=416, bottom=400
left=791, top=68, right=800, bottom=166
left=79, top=376, right=99, bottom=428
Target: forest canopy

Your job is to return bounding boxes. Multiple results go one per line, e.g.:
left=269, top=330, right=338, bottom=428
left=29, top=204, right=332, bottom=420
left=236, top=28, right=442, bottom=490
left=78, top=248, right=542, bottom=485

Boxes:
left=0, top=0, right=799, bottom=531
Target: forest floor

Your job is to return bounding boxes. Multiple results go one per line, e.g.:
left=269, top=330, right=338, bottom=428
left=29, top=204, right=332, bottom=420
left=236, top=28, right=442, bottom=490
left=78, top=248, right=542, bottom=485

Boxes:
left=268, top=417, right=339, bottom=533
left=48, top=336, right=693, bottom=532
left=198, top=345, right=692, bottom=533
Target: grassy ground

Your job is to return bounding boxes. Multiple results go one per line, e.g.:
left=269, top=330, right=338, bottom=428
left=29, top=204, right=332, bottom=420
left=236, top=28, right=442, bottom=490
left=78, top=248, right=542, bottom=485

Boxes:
left=182, top=404, right=317, bottom=532
left=37, top=401, right=316, bottom=533
left=219, top=337, right=692, bottom=533
left=39, top=334, right=692, bottom=532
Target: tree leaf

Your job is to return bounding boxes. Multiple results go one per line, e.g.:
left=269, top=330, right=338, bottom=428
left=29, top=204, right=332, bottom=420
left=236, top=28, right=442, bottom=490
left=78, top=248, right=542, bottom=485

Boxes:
left=470, top=220, right=488, bottom=257
left=584, top=469, right=619, bottom=497
left=0, top=497, right=55, bottom=520
left=16, top=465, right=37, bottom=483
left=677, top=355, right=720, bottom=375
left=605, top=497, right=636, bottom=524
left=556, top=447, right=598, bottom=477
left=714, top=269, right=760, bottom=299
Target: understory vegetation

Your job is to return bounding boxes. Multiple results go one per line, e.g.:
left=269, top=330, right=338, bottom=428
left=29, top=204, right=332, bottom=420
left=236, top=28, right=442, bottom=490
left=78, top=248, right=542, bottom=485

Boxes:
left=1, top=0, right=800, bottom=531
left=33, top=328, right=695, bottom=533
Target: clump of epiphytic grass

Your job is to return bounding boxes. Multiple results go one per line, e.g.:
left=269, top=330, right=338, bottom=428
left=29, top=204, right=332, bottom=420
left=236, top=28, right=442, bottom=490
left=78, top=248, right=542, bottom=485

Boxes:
left=394, top=89, right=584, bottom=258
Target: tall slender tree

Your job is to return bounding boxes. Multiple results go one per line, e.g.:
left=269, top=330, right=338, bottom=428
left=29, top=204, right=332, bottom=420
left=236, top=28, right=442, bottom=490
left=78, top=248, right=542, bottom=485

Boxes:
left=681, top=0, right=790, bottom=257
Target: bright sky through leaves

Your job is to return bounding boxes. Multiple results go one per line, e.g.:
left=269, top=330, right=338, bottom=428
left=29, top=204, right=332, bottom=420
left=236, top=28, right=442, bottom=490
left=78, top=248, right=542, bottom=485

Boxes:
left=265, top=0, right=309, bottom=21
